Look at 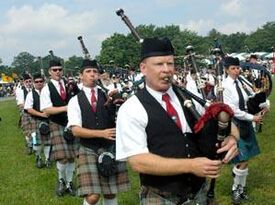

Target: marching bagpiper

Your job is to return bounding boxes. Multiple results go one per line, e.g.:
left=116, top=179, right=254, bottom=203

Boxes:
left=40, top=59, right=78, bottom=196
left=67, top=59, right=130, bottom=205
left=24, top=73, right=51, bottom=168
left=17, top=74, right=33, bottom=155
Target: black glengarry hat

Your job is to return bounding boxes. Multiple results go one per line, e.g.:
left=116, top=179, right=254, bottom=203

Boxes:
left=140, top=37, right=174, bottom=61
left=80, top=59, right=98, bottom=72
left=49, top=59, right=62, bottom=68
left=33, top=73, right=44, bottom=80
left=23, top=73, right=31, bottom=81
left=224, top=56, right=240, bottom=67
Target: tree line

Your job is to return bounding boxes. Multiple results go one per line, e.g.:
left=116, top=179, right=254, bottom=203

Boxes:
left=0, top=21, right=274, bottom=78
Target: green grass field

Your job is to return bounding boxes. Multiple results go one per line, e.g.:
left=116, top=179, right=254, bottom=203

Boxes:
left=0, top=89, right=275, bottom=205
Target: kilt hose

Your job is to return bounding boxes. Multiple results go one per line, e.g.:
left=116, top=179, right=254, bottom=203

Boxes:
left=76, top=145, right=130, bottom=196
left=49, top=121, right=78, bottom=161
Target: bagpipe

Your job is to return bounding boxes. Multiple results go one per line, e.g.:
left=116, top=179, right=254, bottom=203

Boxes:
left=239, top=62, right=272, bottom=115
left=116, top=8, right=234, bottom=161
left=184, top=45, right=207, bottom=100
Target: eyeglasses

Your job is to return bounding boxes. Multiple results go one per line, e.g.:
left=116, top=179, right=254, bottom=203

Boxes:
left=229, top=66, right=240, bottom=70
left=51, top=68, right=63, bottom=72
left=34, top=80, right=44, bottom=83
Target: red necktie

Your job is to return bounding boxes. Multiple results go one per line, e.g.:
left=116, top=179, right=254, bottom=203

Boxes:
left=91, top=89, right=97, bottom=112
left=59, top=81, right=66, bottom=101
left=162, top=93, right=182, bottom=129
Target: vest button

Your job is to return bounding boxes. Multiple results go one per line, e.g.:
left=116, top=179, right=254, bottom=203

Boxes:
left=186, top=144, right=189, bottom=147
left=187, top=154, right=191, bottom=158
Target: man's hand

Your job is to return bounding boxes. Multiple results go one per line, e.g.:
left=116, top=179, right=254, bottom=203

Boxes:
left=190, top=157, right=222, bottom=178
left=217, top=135, right=238, bottom=163
left=253, top=115, right=263, bottom=123
left=101, top=128, right=116, bottom=140
left=40, top=112, right=49, bottom=118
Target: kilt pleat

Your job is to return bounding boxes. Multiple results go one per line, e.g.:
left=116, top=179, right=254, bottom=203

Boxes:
left=49, top=121, right=78, bottom=161
left=76, top=145, right=130, bottom=196
left=21, top=112, right=32, bottom=137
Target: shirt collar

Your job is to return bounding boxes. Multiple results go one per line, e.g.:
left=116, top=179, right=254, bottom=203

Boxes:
left=83, top=85, right=98, bottom=95
left=51, top=78, right=63, bottom=85
left=146, top=85, right=175, bottom=103
left=227, top=76, right=236, bottom=84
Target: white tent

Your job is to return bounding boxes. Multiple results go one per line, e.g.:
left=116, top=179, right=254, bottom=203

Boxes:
left=229, top=52, right=249, bottom=61
left=264, top=52, right=274, bottom=59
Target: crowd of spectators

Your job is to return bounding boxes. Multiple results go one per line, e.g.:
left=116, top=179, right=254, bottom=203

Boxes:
left=0, top=83, right=15, bottom=97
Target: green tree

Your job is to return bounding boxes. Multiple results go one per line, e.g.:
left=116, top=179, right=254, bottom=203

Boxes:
left=98, top=24, right=204, bottom=68
left=98, top=33, right=140, bottom=68
left=223, top=32, right=248, bottom=53
left=11, top=52, right=36, bottom=75
left=64, top=55, right=83, bottom=76
left=244, top=21, right=275, bottom=52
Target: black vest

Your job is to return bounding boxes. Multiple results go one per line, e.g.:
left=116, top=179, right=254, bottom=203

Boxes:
left=22, top=86, right=29, bottom=101
left=48, top=81, right=68, bottom=126
left=31, top=89, right=47, bottom=121
left=32, top=89, right=41, bottom=112
left=77, top=89, right=116, bottom=149
left=136, top=88, right=205, bottom=196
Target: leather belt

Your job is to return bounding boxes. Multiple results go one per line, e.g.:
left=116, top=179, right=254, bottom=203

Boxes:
left=140, top=186, right=196, bottom=205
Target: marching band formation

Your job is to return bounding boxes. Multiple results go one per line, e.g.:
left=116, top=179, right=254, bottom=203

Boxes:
left=12, top=9, right=272, bottom=205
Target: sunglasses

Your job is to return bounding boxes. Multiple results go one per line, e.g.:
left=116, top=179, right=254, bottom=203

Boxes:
left=34, top=80, right=44, bottom=83
left=51, top=68, right=63, bottom=72
left=229, top=66, right=240, bottom=70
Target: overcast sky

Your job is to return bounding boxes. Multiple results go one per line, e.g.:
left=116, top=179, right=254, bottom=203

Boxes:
left=0, top=0, right=274, bottom=66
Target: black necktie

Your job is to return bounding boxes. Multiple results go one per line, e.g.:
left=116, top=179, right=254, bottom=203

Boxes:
left=235, top=80, right=245, bottom=111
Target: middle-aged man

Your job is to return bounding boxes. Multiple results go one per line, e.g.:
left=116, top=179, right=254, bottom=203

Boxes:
left=24, top=73, right=51, bottom=168
left=17, top=73, right=33, bottom=154
left=116, top=37, right=239, bottom=205
left=40, top=59, right=78, bottom=197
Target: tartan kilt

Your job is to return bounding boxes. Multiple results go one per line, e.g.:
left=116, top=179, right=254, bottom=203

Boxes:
left=76, top=145, right=130, bottom=196
left=49, top=121, right=78, bottom=161
left=231, top=121, right=260, bottom=164
left=21, top=112, right=32, bottom=137
left=30, top=118, right=51, bottom=145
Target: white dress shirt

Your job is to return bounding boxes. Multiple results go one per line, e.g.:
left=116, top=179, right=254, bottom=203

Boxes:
left=24, top=89, right=41, bottom=110
left=223, top=76, right=254, bottom=121
left=16, top=87, right=31, bottom=105
left=40, top=79, right=66, bottom=110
